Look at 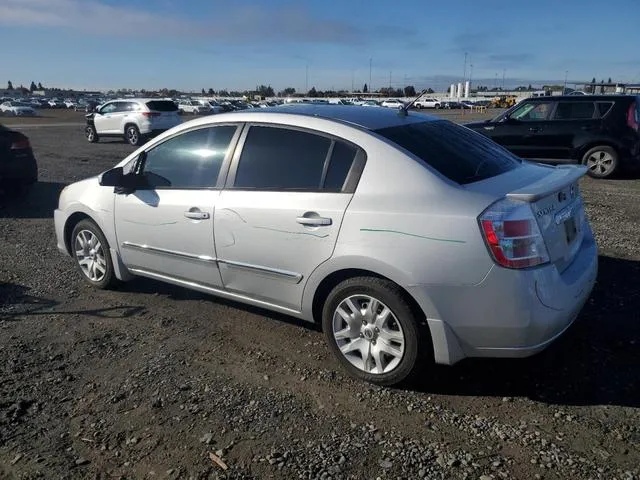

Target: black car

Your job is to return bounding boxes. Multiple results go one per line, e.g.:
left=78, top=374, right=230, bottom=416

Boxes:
left=466, top=95, right=640, bottom=178
left=0, top=124, right=37, bottom=194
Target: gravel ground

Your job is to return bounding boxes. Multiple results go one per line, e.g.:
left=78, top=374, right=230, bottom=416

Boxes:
left=0, top=114, right=638, bottom=480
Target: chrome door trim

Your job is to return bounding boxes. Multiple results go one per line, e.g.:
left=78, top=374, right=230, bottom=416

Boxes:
left=128, top=267, right=303, bottom=317
left=218, top=259, right=303, bottom=283
left=121, top=241, right=217, bottom=263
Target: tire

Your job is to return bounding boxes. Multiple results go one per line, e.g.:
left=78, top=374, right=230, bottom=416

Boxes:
left=125, top=124, right=142, bottom=146
left=582, top=145, right=618, bottom=179
left=70, top=219, right=118, bottom=289
left=322, top=277, right=426, bottom=386
left=85, top=125, right=99, bottom=143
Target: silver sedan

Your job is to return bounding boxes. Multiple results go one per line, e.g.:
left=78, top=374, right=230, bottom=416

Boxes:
left=54, top=105, right=598, bottom=385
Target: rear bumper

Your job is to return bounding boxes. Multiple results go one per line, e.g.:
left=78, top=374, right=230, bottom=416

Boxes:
left=409, top=225, right=598, bottom=365
left=0, top=151, right=38, bottom=185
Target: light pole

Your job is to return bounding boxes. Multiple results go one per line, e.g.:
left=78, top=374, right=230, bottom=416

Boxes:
left=563, top=70, right=568, bottom=93
left=463, top=52, right=468, bottom=82
left=389, top=71, right=392, bottom=97
left=369, top=58, right=372, bottom=92
left=469, top=64, right=473, bottom=89
left=305, top=64, right=308, bottom=93
left=502, top=69, right=506, bottom=90
left=351, top=70, right=354, bottom=93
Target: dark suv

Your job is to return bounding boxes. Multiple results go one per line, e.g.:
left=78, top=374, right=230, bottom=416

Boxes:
left=465, top=95, right=640, bottom=178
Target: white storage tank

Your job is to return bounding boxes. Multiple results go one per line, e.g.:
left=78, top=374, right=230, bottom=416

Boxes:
left=464, top=81, right=470, bottom=98
left=450, top=84, right=456, bottom=98
left=457, top=82, right=463, bottom=98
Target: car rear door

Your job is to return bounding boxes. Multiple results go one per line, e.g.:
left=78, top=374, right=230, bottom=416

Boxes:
left=214, top=124, right=364, bottom=312
left=493, top=100, right=556, bottom=159
left=543, top=101, right=599, bottom=162
left=114, top=124, right=241, bottom=288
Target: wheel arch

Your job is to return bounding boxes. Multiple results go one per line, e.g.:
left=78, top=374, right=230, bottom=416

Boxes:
left=575, top=140, right=620, bottom=162
left=63, top=211, right=92, bottom=255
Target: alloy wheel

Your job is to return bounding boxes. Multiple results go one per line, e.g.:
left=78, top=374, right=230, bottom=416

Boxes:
left=585, top=150, right=615, bottom=176
left=74, top=229, right=107, bottom=282
left=127, top=128, right=138, bottom=145
left=332, top=295, right=405, bottom=374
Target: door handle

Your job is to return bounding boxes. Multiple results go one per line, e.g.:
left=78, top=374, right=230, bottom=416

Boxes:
left=528, top=127, right=542, bottom=133
left=296, top=215, right=332, bottom=226
left=184, top=210, right=210, bottom=220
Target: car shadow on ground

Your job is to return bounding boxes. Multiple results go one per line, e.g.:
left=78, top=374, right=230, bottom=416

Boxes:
left=412, top=254, right=640, bottom=408
left=0, top=283, right=145, bottom=320
left=0, top=181, right=66, bottom=219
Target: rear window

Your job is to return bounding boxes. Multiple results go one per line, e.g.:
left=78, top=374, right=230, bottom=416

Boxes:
left=553, top=102, right=595, bottom=120
left=375, top=120, right=521, bottom=184
left=146, top=100, right=178, bottom=112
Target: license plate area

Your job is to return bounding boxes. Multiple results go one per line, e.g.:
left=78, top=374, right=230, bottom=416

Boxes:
left=564, top=216, right=578, bottom=244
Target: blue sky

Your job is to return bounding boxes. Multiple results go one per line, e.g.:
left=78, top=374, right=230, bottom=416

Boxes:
left=1, top=0, right=638, bottom=92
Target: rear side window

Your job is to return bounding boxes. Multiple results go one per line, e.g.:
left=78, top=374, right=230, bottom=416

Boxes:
left=146, top=100, right=178, bottom=112
left=553, top=102, right=595, bottom=120
left=596, top=102, right=614, bottom=117
left=234, top=126, right=331, bottom=190
left=375, top=120, right=521, bottom=185
left=324, top=141, right=358, bottom=190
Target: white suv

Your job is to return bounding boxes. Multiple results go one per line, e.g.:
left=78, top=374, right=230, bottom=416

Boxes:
left=178, top=100, right=208, bottom=115
left=85, top=99, right=182, bottom=146
left=414, top=98, right=441, bottom=109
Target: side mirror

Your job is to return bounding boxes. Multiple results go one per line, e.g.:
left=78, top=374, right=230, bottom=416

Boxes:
left=99, top=167, right=124, bottom=187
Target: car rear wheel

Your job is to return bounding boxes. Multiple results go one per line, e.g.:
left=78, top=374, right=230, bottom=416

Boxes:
left=85, top=125, right=99, bottom=143
left=71, top=219, right=117, bottom=289
left=125, top=125, right=141, bottom=146
left=322, top=277, right=425, bottom=386
left=582, top=146, right=618, bottom=178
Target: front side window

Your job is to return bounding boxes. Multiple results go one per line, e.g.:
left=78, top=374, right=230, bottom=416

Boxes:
left=234, top=126, right=331, bottom=190
left=510, top=102, right=554, bottom=121
left=141, top=126, right=237, bottom=189
left=553, top=102, right=595, bottom=120
left=99, top=103, right=117, bottom=114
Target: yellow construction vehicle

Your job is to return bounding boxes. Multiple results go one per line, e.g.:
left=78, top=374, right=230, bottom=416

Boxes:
left=490, top=96, right=517, bottom=108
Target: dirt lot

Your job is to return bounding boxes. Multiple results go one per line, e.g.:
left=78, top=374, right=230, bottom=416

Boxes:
left=1, top=111, right=639, bottom=480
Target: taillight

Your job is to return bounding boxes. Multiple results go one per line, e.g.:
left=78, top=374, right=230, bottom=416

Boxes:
left=627, top=102, right=639, bottom=131
left=10, top=137, right=30, bottom=150
left=479, top=197, right=549, bottom=269
left=142, top=112, right=161, bottom=118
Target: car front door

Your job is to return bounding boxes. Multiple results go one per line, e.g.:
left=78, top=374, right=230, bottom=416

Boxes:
left=489, top=100, right=556, bottom=159
left=93, top=102, right=118, bottom=133
left=214, top=124, right=364, bottom=312
left=114, top=124, right=241, bottom=288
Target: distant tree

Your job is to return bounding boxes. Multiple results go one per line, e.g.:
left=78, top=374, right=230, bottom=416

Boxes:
left=363, top=83, right=368, bottom=93
left=201, top=88, right=206, bottom=95
left=255, top=85, right=274, bottom=98
left=527, top=84, right=533, bottom=91
left=599, top=79, right=605, bottom=94
left=7, top=81, right=13, bottom=90
left=218, top=89, right=229, bottom=97
left=307, top=87, right=318, bottom=97
left=280, top=87, right=296, bottom=97
left=404, top=85, right=416, bottom=97
left=37, top=82, right=43, bottom=90
left=426, top=87, right=434, bottom=94
left=607, top=77, right=612, bottom=84
left=29, top=81, right=37, bottom=92
left=208, top=88, right=215, bottom=95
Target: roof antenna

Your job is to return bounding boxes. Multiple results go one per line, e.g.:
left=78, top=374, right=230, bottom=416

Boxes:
left=398, top=88, right=430, bottom=117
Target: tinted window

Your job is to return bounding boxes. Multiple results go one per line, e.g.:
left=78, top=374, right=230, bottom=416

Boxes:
left=553, top=102, right=595, bottom=120
left=596, top=102, right=614, bottom=117
left=511, top=102, right=553, bottom=121
left=142, top=126, right=236, bottom=188
left=375, top=120, right=520, bottom=185
left=146, top=100, right=179, bottom=112
left=324, top=141, right=357, bottom=190
left=234, top=126, right=331, bottom=190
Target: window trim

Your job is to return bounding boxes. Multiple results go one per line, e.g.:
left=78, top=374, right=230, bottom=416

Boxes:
left=509, top=100, right=556, bottom=122
left=133, top=123, right=244, bottom=191
left=224, top=122, right=367, bottom=194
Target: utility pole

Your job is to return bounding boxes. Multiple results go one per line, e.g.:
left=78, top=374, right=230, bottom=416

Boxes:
left=369, top=58, right=372, bottom=92
left=389, top=71, right=392, bottom=97
left=305, top=64, right=308, bottom=93
left=469, top=64, right=473, bottom=88
left=495, top=72, right=498, bottom=89
left=563, top=70, right=568, bottom=93
left=463, top=52, right=468, bottom=82
left=502, top=69, right=506, bottom=90
left=351, top=70, right=354, bottom=93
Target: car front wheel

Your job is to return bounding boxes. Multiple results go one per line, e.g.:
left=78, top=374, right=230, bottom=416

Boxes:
left=85, top=125, right=99, bottom=143
left=322, top=277, right=426, bottom=386
left=71, top=219, right=117, bottom=289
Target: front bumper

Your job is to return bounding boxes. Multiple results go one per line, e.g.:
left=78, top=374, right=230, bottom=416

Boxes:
left=409, top=226, right=598, bottom=364
left=54, top=208, right=70, bottom=256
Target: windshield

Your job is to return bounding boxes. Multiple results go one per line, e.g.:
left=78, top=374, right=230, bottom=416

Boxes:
left=375, top=120, right=521, bottom=184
